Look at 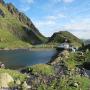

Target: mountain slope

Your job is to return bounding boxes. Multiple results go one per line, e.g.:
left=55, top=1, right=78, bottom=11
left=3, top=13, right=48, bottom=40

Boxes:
left=0, top=1, right=47, bottom=49
left=48, top=31, right=82, bottom=47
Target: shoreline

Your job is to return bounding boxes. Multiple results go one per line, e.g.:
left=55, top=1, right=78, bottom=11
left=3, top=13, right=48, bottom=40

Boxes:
left=0, top=47, right=55, bottom=51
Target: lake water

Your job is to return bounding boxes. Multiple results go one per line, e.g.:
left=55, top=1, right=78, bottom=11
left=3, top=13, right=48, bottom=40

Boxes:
left=0, top=49, right=56, bottom=69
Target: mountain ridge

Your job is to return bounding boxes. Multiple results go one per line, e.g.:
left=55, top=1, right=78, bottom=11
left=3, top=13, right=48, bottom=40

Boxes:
left=0, top=0, right=47, bottom=48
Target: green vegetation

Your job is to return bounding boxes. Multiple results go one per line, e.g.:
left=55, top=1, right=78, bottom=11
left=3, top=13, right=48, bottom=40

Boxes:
left=27, top=64, right=55, bottom=76
left=0, top=3, right=47, bottom=49
left=62, top=51, right=90, bottom=70
left=64, top=52, right=81, bottom=69
left=58, top=76, right=90, bottom=90
left=37, top=76, right=90, bottom=90
left=36, top=52, right=90, bottom=90
left=0, top=69, right=27, bottom=81
left=0, top=29, right=31, bottom=49
left=48, top=31, right=82, bottom=47
left=85, top=51, right=90, bottom=62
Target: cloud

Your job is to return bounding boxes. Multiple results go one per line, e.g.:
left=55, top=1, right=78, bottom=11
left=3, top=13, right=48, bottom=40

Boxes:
left=62, top=18, right=90, bottom=39
left=34, top=17, right=90, bottom=39
left=71, top=30, right=90, bottom=39
left=63, top=0, right=75, bottom=3
left=49, top=0, right=74, bottom=3
left=19, top=0, right=34, bottom=12
left=33, top=13, right=66, bottom=36
left=63, top=19, right=90, bottom=30
left=50, top=0, right=61, bottom=3
left=49, top=0, right=75, bottom=4
left=34, top=13, right=66, bottom=26
left=45, top=13, right=66, bottom=21
left=19, top=6, right=30, bottom=12
left=20, top=0, right=34, bottom=5
left=17, top=0, right=90, bottom=39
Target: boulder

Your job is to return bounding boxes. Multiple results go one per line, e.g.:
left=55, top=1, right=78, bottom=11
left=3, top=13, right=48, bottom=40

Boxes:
left=22, top=81, right=31, bottom=90
left=15, top=79, right=21, bottom=85
left=73, top=82, right=79, bottom=88
left=0, top=73, right=14, bottom=88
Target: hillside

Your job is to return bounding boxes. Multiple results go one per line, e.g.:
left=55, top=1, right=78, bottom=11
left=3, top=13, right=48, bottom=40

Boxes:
left=48, top=31, right=82, bottom=47
left=0, top=1, right=47, bottom=49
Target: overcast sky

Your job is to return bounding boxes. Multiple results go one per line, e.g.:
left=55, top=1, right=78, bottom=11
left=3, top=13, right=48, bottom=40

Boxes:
left=6, top=0, right=90, bottom=39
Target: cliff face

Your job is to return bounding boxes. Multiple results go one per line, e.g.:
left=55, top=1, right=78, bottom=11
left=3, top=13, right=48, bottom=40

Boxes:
left=0, top=1, right=47, bottom=48
left=48, top=31, right=82, bottom=47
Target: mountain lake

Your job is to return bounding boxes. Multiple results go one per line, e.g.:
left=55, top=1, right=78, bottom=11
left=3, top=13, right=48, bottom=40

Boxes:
left=0, top=49, right=56, bottom=69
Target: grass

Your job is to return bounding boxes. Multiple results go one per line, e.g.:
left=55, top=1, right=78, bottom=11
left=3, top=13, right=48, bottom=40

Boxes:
left=64, top=52, right=78, bottom=69
left=37, top=75, right=90, bottom=90
left=0, top=29, right=31, bottom=49
left=48, top=31, right=82, bottom=47
left=59, top=75, right=90, bottom=90
left=0, top=3, right=31, bottom=48
left=27, top=64, right=55, bottom=76
left=59, top=51, right=90, bottom=90
left=0, top=3, right=47, bottom=48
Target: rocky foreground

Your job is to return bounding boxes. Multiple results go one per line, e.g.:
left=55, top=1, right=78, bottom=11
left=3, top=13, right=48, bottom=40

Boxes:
left=0, top=49, right=90, bottom=90
left=20, top=50, right=90, bottom=90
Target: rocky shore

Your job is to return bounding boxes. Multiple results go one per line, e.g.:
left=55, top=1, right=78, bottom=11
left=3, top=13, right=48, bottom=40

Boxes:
left=19, top=49, right=90, bottom=90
